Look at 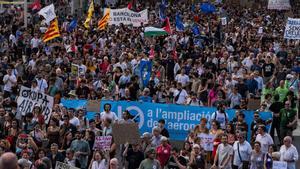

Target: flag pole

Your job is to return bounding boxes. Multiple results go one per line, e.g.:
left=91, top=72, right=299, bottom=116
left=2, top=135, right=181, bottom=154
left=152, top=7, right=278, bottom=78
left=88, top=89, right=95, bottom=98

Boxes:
left=24, top=0, right=28, bottom=27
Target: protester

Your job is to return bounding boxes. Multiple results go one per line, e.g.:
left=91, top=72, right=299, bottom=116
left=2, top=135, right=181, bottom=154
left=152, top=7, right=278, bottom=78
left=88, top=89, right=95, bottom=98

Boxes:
left=279, top=136, right=299, bottom=169
left=0, top=0, right=299, bottom=169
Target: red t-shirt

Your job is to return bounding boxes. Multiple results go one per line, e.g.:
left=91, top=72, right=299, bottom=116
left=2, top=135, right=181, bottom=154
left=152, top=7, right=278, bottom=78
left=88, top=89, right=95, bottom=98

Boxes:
left=156, top=144, right=171, bottom=167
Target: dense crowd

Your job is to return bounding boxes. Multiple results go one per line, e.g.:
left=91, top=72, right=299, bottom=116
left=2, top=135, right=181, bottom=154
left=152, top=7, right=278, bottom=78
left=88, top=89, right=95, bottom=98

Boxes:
left=0, top=0, right=300, bottom=169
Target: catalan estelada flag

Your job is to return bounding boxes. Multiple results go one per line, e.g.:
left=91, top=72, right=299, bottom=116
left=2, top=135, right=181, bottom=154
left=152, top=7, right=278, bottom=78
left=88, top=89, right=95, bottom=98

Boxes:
left=98, top=8, right=110, bottom=30
left=84, top=0, right=94, bottom=29
left=42, top=18, right=60, bottom=42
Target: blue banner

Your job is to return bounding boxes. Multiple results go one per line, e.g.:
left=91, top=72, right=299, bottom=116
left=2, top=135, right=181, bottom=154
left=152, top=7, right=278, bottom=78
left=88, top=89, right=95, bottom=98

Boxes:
left=61, top=100, right=272, bottom=141
left=140, top=60, right=152, bottom=87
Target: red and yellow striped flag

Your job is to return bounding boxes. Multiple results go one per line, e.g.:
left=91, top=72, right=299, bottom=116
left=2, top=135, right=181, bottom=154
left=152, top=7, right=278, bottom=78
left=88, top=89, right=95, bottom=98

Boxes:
left=98, top=8, right=110, bottom=30
left=42, top=18, right=60, bottom=42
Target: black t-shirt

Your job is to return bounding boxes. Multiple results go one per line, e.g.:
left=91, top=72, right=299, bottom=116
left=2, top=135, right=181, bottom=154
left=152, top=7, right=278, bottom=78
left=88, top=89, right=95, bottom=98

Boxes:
left=236, top=83, right=248, bottom=98
left=161, top=128, right=170, bottom=138
left=262, top=63, right=275, bottom=77
left=76, top=86, right=90, bottom=99
left=269, top=101, right=284, bottom=114
left=167, top=156, right=188, bottom=169
left=126, top=149, right=144, bottom=169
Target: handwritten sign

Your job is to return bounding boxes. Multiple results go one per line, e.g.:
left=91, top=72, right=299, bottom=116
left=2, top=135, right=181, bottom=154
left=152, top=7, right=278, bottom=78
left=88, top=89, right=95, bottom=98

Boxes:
left=55, top=161, right=80, bottom=169
left=268, top=0, right=291, bottom=10
left=17, top=86, right=53, bottom=123
left=198, top=133, right=215, bottom=151
left=93, top=136, right=112, bottom=150
left=272, top=161, right=287, bottom=169
left=284, top=18, right=300, bottom=40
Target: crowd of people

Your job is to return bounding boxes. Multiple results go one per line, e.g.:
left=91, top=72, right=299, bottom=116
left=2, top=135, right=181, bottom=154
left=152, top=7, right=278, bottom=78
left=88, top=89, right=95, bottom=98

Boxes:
left=0, top=0, right=300, bottom=169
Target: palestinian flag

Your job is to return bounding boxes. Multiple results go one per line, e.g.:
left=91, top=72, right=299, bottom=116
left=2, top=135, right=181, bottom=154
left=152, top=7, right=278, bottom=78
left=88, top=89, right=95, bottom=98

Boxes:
left=144, top=27, right=168, bottom=37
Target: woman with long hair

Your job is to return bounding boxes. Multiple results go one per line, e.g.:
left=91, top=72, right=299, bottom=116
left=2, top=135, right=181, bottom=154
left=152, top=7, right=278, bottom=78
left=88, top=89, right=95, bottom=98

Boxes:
left=225, top=123, right=236, bottom=145
left=89, top=150, right=108, bottom=169
left=47, top=118, right=60, bottom=147
left=60, top=131, right=73, bottom=151
left=34, top=149, right=47, bottom=167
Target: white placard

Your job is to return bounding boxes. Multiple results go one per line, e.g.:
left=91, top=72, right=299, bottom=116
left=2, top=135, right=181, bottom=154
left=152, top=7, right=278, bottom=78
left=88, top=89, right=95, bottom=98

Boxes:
left=55, top=161, right=80, bottom=169
left=284, top=18, right=300, bottom=40
left=268, top=0, right=291, bottom=10
left=221, top=17, right=227, bottom=25
left=198, top=133, right=215, bottom=151
left=93, top=136, right=112, bottom=150
left=272, top=161, right=287, bottom=169
left=17, top=86, right=54, bottom=123
left=106, top=8, right=148, bottom=27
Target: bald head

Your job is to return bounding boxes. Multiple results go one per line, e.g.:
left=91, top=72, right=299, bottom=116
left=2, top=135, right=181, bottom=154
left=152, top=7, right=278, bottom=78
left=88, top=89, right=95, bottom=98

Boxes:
left=0, top=152, right=18, bottom=169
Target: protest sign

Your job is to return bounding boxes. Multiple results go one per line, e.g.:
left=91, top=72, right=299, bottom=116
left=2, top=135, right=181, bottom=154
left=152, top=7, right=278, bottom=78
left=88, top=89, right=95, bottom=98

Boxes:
left=221, top=17, right=227, bottom=25
left=268, top=0, right=291, bottom=10
left=272, top=161, right=287, bottom=169
left=55, top=161, right=80, bottom=169
left=93, top=136, right=112, bottom=150
left=86, top=100, right=100, bottom=112
left=284, top=18, right=300, bottom=40
left=71, top=64, right=79, bottom=77
left=247, top=98, right=261, bottom=110
left=112, top=123, right=140, bottom=145
left=17, top=86, right=53, bottom=123
left=198, top=133, right=215, bottom=151
left=106, top=8, right=148, bottom=27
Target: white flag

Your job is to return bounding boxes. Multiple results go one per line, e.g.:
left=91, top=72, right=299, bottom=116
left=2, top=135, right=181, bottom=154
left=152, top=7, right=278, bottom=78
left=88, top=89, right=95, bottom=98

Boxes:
left=38, top=4, right=56, bottom=24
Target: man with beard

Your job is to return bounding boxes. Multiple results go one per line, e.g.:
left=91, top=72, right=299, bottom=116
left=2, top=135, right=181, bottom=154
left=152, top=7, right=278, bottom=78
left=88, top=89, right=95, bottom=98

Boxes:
left=212, top=134, right=234, bottom=169
left=70, top=131, right=91, bottom=169
left=139, top=148, right=161, bottom=169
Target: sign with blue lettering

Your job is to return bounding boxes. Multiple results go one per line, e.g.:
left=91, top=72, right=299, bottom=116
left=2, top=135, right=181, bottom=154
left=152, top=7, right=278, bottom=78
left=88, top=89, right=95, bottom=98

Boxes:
left=61, top=100, right=272, bottom=141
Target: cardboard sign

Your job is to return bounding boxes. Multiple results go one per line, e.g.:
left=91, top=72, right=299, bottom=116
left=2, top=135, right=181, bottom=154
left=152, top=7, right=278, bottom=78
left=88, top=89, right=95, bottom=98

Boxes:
left=247, top=99, right=261, bottom=110
left=93, top=136, right=112, bottom=150
left=86, top=100, right=100, bottom=112
left=284, top=18, right=300, bottom=40
left=55, top=161, right=80, bottom=169
left=71, top=64, right=79, bottom=77
left=198, top=133, right=215, bottom=151
left=17, top=86, right=54, bottom=123
left=268, top=0, right=291, bottom=10
left=272, top=161, right=287, bottom=169
left=112, top=123, right=140, bottom=145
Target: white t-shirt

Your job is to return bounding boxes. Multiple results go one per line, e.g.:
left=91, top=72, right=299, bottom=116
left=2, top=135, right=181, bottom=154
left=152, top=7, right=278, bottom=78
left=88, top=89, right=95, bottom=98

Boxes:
left=3, top=74, right=17, bottom=92
left=216, top=143, right=234, bottom=168
left=30, top=37, right=40, bottom=48
left=211, top=111, right=229, bottom=129
left=255, top=133, right=274, bottom=153
left=100, top=111, right=118, bottom=122
left=279, top=145, right=298, bottom=169
left=175, top=74, right=190, bottom=86
left=173, top=89, right=188, bottom=104
left=28, top=59, right=36, bottom=69
left=91, top=159, right=107, bottom=169
left=233, top=141, right=252, bottom=166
